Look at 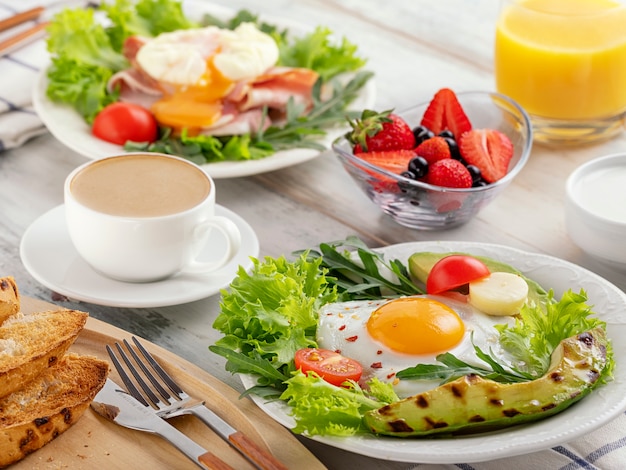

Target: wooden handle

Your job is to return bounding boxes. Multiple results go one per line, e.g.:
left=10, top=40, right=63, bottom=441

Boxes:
left=0, top=7, right=45, bottom=32
left=197, top=451, right=235, bottom=470
left=229, top=431, right=288, bottom=470
left=0, top=21, right=48, bottom=55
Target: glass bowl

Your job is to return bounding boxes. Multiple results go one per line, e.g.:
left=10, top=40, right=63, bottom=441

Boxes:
left=332, top=91, right=533, bottom=230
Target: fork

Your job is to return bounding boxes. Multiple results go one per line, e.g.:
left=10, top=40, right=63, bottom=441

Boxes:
left=107, top=337, right=288, bottom=470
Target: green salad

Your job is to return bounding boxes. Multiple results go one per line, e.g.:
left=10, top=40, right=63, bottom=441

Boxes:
left=211, top=237, right=614, bottom=437
left=45, top=0, right=372, bottom=163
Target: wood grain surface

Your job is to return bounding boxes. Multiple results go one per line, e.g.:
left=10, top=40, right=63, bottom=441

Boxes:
left=12, top=297, right=324, bottom=470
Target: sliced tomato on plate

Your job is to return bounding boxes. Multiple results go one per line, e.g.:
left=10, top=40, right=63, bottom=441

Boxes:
left=426, top=254, right=490, bottom=294
left=294, top=348, right=363, bottom=386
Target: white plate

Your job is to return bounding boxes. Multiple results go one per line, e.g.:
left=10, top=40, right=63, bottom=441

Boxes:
left=20, top=204, right=259, bottom=308
left=31, top=2, right=376, bottom=179
left=240, top=240, right=626, bottom=464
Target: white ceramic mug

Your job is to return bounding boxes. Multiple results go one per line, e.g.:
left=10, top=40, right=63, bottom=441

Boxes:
left=64, top=153, right=241, bottom=283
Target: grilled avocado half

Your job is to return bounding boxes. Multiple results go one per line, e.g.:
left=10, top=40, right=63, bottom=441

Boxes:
left=364, top=327, right=609, bottom=437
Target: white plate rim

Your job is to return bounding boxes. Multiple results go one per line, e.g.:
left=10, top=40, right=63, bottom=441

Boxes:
left=19, top=204, right=259, bottom=308
left=239, top=240, right=626, bottom=463
left=31, top=1, right=376, bottom=179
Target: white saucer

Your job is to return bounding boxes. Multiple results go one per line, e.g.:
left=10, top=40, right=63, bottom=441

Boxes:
left=20, top=204, right=259, bottom=308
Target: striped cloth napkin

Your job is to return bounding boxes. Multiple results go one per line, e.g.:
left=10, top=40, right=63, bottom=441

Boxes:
left=0, top=1, right=53, bottom=151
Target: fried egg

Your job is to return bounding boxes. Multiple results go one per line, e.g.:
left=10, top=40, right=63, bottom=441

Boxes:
left=135, top=23, right=279, bottom=130
left=317, top=295, right=514, bottom=397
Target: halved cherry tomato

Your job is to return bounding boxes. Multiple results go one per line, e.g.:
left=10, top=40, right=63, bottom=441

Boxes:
left=92, top=102, right=158, bottom=145
left=294, top=348, right=363, bottom=386
left=426, top=255, right=490, bottom=294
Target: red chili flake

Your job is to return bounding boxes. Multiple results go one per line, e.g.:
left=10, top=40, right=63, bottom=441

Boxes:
left=371, top=362, right=383, bottom=369
left=346, top=335, right=358, bottom=342
left=335, top=349, right=342, bottom=354
left=387, top=372, right=396, bottom=380
left=338, top=325, right=346, bottom=331
left=376, top=350, right=383, bottom=355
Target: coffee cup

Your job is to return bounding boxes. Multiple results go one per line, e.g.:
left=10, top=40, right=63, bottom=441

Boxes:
left=64, top=153, right=241, bottom=283
left=495, top=0, right=626, bottom=145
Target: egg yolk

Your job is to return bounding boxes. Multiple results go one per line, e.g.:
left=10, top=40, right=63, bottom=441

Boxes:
left=366, top=298, right=465, bottom=355
left=151, top=56, right=234, bottom=131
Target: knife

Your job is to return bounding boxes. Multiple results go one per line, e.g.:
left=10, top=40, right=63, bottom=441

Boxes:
left=91, top=379, right=233, bottom=470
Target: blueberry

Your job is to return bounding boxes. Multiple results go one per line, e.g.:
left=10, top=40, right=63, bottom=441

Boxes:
left=408, top=156, right=429, bottom=178
left=466, top=164, right=482, bottom=183
left=401, top=170, right=416, bottom=180
left=443, top=136, right=462, bottom=160
left=412, top=125, right=434, bottom=145
left=473, top=180, right=489, bottom=188
left=438, top=130, right=454, bottom=139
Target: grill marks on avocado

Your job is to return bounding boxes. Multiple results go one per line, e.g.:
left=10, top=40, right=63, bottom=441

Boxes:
left=364, top=329, right=608, bottom=437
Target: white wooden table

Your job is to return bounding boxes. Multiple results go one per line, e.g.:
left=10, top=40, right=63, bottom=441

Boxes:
left=2, top=1, right=626, bottom=468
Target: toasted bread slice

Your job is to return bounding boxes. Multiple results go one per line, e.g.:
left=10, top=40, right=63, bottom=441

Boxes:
left=0, top=309, right=88, bottom=399
left=0, top=277, right=19, bottom=325
left=0, top=353, right=109, bottom=467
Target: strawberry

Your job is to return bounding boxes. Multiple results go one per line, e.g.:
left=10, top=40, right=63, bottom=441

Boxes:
left=458, top=129, right=514, bottom=183
left=355, top=149, right=417, bottom=175
left=425, top=159, right=472, bottom=188
left=348, top=110, right=415, bottom=153
left=420, top=88, right=472, bottom=139
left=414, top=136, right=451, bottom=164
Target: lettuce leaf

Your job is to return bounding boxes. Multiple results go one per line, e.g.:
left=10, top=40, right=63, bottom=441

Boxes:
left=497, top=289, right=613, bottom=379
left=276, top=26, right=366, bottom=81
left=280, top=372, right=397, bottom=436
left=102, top=0, right=196, bottom=52
left=212, top=254, right=338, bottom=389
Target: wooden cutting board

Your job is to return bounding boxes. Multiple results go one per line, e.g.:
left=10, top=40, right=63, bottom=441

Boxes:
left=12, top=296, right=325, bottom=470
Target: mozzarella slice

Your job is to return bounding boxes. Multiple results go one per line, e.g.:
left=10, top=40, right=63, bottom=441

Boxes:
left=469, top=272, right=529, bottom=316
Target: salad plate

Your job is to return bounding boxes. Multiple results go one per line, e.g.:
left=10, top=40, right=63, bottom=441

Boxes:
left=31, top=2, right=376, bottom=179
left=239, top=240, right=626, bottom=464
left=20, top=204, right=259, bottom=308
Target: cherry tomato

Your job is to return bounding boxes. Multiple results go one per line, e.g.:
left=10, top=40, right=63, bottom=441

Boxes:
left=294, top=348, right=363, bottom=386
left=92, top=102, right=158, bottom=145
left=426, top=255, right=490, bottom=294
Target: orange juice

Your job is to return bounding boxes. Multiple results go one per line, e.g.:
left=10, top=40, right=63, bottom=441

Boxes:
left=495, top=0, right=626, bottom=121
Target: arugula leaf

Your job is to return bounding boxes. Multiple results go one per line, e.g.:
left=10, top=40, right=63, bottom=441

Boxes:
left=300, top=235, right=423, bottom=299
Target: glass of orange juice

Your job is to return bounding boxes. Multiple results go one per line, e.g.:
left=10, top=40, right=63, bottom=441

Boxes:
left=495, top=0, right=626, bottom=145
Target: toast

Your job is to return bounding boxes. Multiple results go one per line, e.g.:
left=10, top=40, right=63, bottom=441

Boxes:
left=0, top=353, right=109, bottom=468
left=0, top=277, right=19, bottom=325
left=0, top=309, right=88, bottom=399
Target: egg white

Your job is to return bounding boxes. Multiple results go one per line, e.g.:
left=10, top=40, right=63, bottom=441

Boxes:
left=316, top=295, right=514, bottom=397
left=136, top=23, right=279, bottom=85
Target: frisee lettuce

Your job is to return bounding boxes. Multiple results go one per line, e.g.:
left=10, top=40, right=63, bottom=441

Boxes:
left=280, top=372, right=398, bottom=436
left=497, top=289, right=613, bottom=379
left=45, top=0, right=371, bottom=159
left=211, top=254, right=338, bottom=393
